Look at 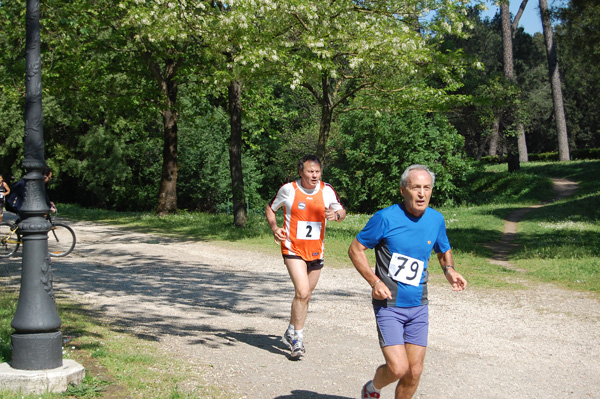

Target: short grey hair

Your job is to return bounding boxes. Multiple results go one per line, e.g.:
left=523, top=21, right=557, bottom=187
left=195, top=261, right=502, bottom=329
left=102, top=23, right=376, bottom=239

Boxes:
left=400, top=164, right=435, bottom=188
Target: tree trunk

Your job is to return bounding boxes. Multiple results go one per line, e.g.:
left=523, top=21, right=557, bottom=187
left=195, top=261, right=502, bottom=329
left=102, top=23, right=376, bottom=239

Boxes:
left=511, top=0, right=530, bottom=36
left=476, top=134, right=490, bottom=160
left=316, top=74, right=334, bottom=162
left=228, top=79, right=247, bottom=228
left=153, top=56, right=179, bottom=215
left=517, top=122, right=529, bottom=162
left=540, top=0, right=570, bottom=161
left=489, top=116, right=500, bottom=157
left=509, top=0, right=531, bottom=165
left=501, top=2, right=523, bottom=171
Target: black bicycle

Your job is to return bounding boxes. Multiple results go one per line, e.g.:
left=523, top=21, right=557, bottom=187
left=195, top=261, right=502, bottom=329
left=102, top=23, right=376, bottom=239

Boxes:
left=0, top=212, right=76, bottom=258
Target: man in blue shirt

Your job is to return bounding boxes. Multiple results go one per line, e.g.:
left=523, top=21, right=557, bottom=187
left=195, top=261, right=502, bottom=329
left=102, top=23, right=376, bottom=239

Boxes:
left=349, top=164, right=467, bottom=399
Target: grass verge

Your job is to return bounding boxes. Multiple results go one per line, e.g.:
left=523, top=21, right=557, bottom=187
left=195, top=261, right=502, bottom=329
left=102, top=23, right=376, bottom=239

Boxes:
left=0, top=288, right=235, bottom=399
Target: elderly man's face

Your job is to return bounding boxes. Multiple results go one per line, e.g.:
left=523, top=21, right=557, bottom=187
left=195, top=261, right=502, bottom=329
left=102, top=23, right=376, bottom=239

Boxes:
left=400, top=169, right=433, bottom=217
left=298, top=161, right=321, bottom=190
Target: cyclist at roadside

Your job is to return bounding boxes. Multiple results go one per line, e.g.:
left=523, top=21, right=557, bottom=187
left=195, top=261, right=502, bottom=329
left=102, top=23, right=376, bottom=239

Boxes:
left=0, top=175, right=10, bottom=222
left=6, top=167, right=56, bottom=216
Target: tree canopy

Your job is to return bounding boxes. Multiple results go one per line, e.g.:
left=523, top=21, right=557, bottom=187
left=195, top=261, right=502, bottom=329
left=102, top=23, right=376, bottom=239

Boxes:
left=0, top=0, right=597, bottom=215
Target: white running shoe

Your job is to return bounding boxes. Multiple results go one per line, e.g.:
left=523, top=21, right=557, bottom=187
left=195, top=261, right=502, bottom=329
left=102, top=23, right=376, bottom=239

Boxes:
left=290, top=339, right=305, bottom=359
left=282, top=330, right=294, bottom=351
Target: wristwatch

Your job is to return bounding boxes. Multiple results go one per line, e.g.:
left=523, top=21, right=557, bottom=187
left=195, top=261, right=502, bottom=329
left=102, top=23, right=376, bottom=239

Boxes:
left=336, top=211, right=340, bottom=221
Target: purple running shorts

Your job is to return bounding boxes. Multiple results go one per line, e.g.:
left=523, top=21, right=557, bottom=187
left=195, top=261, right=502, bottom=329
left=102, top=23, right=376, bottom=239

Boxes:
left=374, top=305, right=429, bottom=347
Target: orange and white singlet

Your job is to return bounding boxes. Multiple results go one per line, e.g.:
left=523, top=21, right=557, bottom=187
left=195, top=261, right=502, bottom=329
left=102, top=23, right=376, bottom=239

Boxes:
left=268, top=180, right=343, bottom=261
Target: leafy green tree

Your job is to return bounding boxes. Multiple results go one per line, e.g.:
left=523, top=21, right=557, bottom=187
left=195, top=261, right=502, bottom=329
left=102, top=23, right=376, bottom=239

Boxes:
left=540, top=0, right=570, bottom=161
left=42, top=1, right=167, bottom=210
left=0, top=0, right=28, bottom=180
left=444, top=7, right=552, bottom=160
left=329, top=110, right=469, bottom=213
left=558, top=0, right=600, bottom=65
left=116, top=0, right=208, bottom=214
left=276, top=0, right=477, bottom=161
left=0, top=0, right=168, bottom=210
left=179, top=0, right=294, bottom=226
left=557, top=0, right=600, bottom=150
left=442, top=7, right=503, bottom=159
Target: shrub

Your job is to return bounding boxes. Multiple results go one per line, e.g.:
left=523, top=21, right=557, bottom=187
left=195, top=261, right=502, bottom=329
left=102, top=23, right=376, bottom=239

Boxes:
left=327, top=110, right=470, bottom=213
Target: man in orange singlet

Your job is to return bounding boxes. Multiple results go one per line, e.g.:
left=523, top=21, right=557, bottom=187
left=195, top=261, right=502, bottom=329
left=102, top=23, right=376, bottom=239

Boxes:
left=266, top=154, right=346, bottom=359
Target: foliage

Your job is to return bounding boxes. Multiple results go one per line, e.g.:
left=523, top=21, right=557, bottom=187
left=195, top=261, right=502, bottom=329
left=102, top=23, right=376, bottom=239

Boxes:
left=1, top=0, right=599, bottom=216
left=558, top=0, right=600, bottom=66
left=0, top=0, right=27, bottom=180
left=443, top=7, right=553, bottom=158
left=328, top=109, right=469, bottom=213
left=275, top=0, right=478, bottom=158
left=556, top=0, right=600, bottom=150
left=177, top=96, right=231, bottom=212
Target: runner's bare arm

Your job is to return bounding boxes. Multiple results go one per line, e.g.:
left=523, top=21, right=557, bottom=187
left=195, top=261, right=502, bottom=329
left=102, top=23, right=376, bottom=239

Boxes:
left=437, top=250, right=467, bottom=291
left=349, top=238, right=392, bottom=300
left=324, top=207, right=346, bottom=222
left=265, top=204, right=287, bottom=244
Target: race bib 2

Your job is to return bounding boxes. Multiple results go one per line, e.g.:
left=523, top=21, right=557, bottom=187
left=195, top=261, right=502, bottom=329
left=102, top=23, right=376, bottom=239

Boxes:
left=295, top=221, right=322, bottom=240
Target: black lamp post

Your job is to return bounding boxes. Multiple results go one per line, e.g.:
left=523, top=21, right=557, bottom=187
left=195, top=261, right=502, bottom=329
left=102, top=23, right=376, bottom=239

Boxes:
left=10, top=0, right=63, bottom=370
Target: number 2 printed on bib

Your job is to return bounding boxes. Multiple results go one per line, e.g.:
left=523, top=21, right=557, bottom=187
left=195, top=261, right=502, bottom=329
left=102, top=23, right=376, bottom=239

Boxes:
left=296, top=221, right=322, bottom=240
left=389, top=253, right=424, bottom=287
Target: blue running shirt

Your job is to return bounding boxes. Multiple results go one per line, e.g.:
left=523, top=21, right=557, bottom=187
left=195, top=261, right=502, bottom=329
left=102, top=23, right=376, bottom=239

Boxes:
left=356, top=204, right=451, bottom=308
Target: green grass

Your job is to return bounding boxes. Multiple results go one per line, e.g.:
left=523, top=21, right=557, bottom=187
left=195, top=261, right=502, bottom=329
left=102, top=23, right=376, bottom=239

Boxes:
left=0, top=291, right=235, bottom=399
left=458, top=160, right=600, bottom=292
left=509, top=161, right=600, bottom=292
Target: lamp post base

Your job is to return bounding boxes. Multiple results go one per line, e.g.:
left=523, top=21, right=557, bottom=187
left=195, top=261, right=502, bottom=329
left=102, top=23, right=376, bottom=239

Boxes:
left=10, top=331, right=63, bottom=370
left=0, top=359, right=85, bottom=394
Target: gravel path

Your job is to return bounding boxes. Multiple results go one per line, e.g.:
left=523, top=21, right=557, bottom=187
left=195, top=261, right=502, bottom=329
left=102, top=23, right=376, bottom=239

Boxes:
left=1, top=178, right=599, bottom=398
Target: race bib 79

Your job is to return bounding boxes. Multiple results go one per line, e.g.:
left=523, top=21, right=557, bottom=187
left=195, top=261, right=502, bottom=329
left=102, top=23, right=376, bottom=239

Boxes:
left=388, top=253, right=425, bottom=287
left=296, top=221, right=322, bottom=240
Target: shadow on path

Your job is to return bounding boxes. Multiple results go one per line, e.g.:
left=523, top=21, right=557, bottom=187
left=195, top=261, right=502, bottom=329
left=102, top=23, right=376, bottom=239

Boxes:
left=274, top=391, right=353, bottom=399
left=483, top=178, right=579, bottom=271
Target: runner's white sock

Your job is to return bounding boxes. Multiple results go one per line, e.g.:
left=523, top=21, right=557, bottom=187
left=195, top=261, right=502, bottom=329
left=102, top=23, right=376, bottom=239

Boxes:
left=367, top=380, right=380, bottom=394
left=287, top=323, right=294, bottom=336
left=294, top=328, right=304, bottom=341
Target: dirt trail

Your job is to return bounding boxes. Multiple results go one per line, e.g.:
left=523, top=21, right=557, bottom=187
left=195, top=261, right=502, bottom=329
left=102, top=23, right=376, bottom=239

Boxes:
left=484, top=178, right=579, bottom=271
left=1, top=178, right=598, bottom=399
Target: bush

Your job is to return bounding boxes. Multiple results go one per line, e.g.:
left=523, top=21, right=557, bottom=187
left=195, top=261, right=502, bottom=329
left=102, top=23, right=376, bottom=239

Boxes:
left=327, top=110, right=470, bottom=213
left=528, top=152, right=560, bottom=162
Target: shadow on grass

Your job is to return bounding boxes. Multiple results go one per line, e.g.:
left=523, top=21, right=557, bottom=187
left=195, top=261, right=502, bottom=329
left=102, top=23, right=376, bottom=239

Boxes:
left=446, top=227, right=499, bottom=257
left=521, top=193, right=600, bottom=222
left=511, top=228, right=600, bottom=259
left=519, top=160, right=600, bottom=182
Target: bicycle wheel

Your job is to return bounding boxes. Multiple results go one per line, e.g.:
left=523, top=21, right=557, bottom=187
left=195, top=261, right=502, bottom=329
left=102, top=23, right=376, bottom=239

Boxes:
left=0, top=222, right=20, bottom=257
left=47, top=223, right=76, bottom=257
